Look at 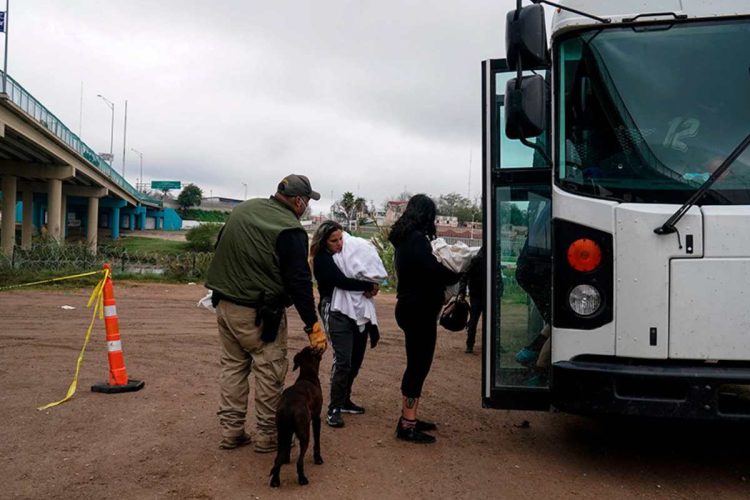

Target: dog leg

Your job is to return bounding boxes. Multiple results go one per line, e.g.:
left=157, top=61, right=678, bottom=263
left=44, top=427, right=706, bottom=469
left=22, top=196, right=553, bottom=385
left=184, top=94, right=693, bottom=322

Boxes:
left=270, top=419, right=294, bottom=487
left=312, top=415, right=324, bottom=465
left=269, top=453, right=284, bottom=488
left=296, top=429, right=310, bottom=485
left=281, top=427, right=293, bottom=464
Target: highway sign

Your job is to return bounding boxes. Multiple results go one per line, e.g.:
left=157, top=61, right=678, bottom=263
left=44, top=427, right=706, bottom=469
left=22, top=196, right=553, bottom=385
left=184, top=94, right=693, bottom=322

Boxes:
left=151, top=181, right=181, bottom=190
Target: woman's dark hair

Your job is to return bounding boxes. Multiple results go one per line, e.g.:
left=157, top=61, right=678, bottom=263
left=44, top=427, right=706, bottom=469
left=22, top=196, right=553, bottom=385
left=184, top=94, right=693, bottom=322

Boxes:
left=388, top=194, right=437, bottom=246
left=310, top=220, right=343, bottom=258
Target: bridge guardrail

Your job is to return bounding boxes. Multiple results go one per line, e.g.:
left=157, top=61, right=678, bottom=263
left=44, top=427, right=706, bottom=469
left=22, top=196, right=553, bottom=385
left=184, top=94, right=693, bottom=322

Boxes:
left=1, top=73, right=162, bottom=208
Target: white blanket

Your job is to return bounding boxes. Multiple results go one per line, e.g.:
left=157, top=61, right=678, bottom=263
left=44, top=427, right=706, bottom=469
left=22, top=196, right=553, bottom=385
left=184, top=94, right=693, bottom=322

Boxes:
left=431, top=238, right=480, bottom=273
left=331, top=232, right=387, bottom=326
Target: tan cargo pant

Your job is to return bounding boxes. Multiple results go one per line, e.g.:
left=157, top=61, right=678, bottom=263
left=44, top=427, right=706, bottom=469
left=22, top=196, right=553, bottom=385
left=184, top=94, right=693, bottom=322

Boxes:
left=216, top=300, right=288, bottom=449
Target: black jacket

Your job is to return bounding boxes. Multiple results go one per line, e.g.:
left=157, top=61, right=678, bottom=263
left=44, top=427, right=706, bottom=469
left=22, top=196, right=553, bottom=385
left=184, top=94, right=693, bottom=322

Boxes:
left=394, top=231, right=460, bottom=309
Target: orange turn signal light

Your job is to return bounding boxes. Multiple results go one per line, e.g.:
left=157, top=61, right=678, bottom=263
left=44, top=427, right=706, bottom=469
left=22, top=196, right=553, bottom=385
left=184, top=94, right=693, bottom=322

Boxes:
left=567, top=238, right=602, bottom=272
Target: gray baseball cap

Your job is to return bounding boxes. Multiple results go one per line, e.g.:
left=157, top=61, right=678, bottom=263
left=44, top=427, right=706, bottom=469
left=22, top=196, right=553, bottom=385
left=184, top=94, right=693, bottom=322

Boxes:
left=277, top=174, right=320, bottom=200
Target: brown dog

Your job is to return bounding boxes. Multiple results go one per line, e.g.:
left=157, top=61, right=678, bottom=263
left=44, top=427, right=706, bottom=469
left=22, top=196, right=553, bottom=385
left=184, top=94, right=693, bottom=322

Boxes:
left=269, top=346, right=324, bottom=487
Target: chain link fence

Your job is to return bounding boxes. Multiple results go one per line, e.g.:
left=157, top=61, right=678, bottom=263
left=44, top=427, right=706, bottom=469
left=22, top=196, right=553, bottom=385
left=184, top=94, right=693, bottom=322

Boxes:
left=0, top=242, right=212, bottom=284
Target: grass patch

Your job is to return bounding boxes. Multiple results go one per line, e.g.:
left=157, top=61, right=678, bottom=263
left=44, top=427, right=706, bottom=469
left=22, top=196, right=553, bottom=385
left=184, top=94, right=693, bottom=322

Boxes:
left=109, top=236, right=188, bottom=255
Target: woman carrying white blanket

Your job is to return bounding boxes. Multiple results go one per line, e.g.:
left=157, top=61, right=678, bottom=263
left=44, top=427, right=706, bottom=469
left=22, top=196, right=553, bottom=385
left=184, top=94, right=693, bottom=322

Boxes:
left=311, top=221, right=384, bottom=428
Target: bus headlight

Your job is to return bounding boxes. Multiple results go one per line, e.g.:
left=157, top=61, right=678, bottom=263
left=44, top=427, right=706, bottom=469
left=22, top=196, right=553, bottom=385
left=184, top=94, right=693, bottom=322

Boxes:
left=568, top=284, right=601, bottom=316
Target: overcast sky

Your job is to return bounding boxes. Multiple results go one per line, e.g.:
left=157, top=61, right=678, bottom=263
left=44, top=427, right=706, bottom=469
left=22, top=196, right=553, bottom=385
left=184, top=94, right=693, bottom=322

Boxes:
left=11, top=0, right=529, bottom=213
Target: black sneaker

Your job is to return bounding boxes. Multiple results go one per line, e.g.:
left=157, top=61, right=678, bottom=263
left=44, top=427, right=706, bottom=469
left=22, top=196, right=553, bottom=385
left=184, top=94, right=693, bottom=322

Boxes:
left=326, top=408, right=344, bottom=428
left=340, top=400, right=365, bottom=414
left=396, top=425, right=436, bottom=444
left=415, top=419, right=437, bottom=432
left=465, top=345, right=474, bottom=354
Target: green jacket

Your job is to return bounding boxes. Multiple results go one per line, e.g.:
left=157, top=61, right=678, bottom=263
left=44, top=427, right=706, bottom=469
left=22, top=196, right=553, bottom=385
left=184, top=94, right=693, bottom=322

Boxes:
left=205, top=197, right=303, bottom=304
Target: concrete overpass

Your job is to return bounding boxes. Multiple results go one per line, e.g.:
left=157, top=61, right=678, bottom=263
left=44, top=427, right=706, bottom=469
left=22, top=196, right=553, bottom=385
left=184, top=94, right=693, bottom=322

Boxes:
left=0, top=73, right=172, bottom=257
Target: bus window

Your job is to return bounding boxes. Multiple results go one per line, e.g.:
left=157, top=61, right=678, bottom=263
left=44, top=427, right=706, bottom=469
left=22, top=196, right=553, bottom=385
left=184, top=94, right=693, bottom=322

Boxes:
left=494, top=185, right=551, bottom=390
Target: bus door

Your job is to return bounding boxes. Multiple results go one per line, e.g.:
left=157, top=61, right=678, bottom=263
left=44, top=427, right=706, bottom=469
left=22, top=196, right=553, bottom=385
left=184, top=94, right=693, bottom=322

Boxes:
left=482, top=59, right=552, bottom=410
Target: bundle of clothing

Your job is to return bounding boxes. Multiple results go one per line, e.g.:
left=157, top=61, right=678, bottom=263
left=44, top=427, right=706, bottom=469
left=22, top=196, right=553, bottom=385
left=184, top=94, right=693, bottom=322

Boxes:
left=431, top=238, right=480, bottom=273
left=331, top=232, right=387, bottom=328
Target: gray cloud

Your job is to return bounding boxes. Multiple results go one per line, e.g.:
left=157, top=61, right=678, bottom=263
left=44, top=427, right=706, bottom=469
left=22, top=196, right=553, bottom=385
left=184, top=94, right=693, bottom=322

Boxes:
left=12, top=0, right=522, bottom=210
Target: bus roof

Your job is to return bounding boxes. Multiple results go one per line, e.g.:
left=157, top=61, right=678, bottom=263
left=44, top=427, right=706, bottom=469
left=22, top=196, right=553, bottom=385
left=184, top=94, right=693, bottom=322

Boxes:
left=551, top=0, right=750, bottom=35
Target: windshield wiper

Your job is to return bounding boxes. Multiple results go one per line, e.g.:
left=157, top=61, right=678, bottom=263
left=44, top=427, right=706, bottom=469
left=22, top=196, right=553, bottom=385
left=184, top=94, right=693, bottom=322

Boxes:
left=654, top=133, right=750, bottom=236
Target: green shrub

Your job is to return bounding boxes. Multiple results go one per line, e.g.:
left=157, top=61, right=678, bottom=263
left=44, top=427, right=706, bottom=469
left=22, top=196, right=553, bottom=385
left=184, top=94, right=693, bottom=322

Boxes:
left=182, top=209, right=230, bottom=222
left=185, top=223, right=222, bottom=252
left=370, top=224, right=396, bottom=290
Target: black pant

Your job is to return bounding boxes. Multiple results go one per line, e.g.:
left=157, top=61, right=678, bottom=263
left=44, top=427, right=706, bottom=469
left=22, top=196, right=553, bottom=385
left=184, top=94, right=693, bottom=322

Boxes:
left=466, top=293, right=483, bottom=349
left=319, top=300, right=368, bottom=411
left=395, top=299, right=440, bottom=399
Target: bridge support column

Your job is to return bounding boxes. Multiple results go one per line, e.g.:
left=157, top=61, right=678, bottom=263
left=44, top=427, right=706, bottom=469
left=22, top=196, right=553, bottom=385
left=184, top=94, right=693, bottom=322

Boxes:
left=47, top=179, right=63, bottom=242
left=129, top=213, right=135, bottom=232
left=21, top=190, right=34, bottom=248
left=60, top=194, right=67, bottom=241
left=1, top=174, right=18, bottom=257
left=111, top=206, right=121, bottom=240
left=87, top=196, right=99, bottom=254
left=139, top=211, right=146, bottom=230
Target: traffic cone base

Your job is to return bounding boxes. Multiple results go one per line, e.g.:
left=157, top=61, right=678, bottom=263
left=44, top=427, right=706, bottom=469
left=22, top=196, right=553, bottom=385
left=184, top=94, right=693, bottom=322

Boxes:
left=91, top=379, right=145, bottom=394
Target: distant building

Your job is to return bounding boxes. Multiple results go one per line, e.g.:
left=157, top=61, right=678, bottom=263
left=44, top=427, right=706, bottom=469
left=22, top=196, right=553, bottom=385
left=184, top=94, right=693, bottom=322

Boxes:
left=384, top=200, right=407, bottom=226
left=435, top=215, right=459, bottom=227
left=200, top=196, right=243, bottom=212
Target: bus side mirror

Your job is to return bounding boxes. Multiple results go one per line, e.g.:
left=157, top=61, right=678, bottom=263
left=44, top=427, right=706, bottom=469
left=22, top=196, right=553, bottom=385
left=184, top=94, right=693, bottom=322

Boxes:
left=505, top=75, right=546, bottom=139
left=506, top=4, right=548, bottom=70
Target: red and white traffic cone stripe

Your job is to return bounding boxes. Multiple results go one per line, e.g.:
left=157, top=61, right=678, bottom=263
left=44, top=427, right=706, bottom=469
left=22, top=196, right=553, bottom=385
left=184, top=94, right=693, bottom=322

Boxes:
left=91, top=263, right=144, bottom=394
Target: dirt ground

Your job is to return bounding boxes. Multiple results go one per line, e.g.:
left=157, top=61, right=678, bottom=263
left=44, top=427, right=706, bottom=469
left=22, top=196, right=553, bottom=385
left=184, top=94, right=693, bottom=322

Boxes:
left=2, top=283, right=750, bottom=499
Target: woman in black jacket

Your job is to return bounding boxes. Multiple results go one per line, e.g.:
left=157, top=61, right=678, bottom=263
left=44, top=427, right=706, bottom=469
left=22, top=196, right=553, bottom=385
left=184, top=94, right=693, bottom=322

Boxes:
left=389, top=194, right=460, bottom=443
left=311, top=221, right=379, bottom=428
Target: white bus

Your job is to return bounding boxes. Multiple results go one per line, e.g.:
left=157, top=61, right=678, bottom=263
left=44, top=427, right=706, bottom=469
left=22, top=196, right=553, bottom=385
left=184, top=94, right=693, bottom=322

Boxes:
left=482, top=0, right=750, bottom=418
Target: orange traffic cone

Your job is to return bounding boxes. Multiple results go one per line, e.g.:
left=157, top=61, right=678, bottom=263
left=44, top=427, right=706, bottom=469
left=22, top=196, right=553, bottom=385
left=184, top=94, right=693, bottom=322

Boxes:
left=91, top=263, right=145, bottom=394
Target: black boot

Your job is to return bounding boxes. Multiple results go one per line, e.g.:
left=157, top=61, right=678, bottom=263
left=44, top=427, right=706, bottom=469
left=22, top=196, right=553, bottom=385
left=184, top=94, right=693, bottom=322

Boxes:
left=396, top=418, right=436, bottom=444
left=416, top=419, right=437, bottom=432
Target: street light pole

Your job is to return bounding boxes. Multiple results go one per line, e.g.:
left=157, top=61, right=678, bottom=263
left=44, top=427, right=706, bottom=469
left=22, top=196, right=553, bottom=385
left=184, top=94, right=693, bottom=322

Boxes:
left=97, top=94, right=114, bottom=165
left=3, top=0, right=10, bottom=95
left=131, top=148, right=143, bottom=192
left=121, top=99, right=127, bottom=177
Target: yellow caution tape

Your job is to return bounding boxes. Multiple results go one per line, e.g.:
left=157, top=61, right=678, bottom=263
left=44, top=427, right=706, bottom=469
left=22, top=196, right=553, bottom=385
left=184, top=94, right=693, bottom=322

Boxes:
left=37, top=268, right=110, bottom=411
left=0, top=270, right=103, bottom=292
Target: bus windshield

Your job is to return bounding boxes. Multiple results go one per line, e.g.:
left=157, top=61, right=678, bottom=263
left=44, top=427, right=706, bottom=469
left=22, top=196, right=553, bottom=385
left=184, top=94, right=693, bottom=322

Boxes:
left=556, top=19, right=750, bottom=204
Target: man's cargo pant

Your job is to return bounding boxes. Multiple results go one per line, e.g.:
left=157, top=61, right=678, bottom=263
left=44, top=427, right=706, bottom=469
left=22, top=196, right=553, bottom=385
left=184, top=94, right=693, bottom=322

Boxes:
left=216, top=300, right=288, bottom=451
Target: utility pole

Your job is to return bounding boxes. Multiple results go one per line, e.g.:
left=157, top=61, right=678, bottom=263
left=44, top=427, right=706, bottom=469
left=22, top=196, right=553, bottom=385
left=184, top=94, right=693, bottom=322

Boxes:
left=122, top=100, right=128, bottom=177
left=2, top=0, right=9, bottom=95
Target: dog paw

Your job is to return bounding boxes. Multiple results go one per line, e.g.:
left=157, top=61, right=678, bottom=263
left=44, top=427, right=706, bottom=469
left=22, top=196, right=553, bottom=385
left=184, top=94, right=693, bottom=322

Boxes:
left=314, top=455, right=324, bottom=465
left=270, top=477, right=280, bottom=488
left=298, top=476, right=309, bottom=486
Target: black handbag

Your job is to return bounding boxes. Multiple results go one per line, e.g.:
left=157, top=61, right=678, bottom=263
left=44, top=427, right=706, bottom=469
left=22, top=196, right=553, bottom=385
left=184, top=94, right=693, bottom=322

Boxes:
left=439, top=295, right=470, bottom=332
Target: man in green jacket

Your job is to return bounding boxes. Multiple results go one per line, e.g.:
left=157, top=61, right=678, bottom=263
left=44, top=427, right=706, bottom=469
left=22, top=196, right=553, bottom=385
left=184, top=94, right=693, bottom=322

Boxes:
left=205, top=174, right=327, bottom=453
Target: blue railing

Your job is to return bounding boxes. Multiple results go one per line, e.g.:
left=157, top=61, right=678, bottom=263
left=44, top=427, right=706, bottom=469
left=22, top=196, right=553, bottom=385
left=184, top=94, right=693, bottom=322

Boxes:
left=0, top=73, right=161, bottom=207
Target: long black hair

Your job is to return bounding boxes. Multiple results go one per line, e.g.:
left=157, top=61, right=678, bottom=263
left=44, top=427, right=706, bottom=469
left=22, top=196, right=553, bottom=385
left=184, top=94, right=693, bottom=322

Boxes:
left=388, top=194, right=437, bottom=246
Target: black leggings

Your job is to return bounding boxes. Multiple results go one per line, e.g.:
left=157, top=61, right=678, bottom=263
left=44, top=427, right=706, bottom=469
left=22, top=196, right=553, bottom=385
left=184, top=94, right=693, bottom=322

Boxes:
left=395, top=300, right=440, bottom=398
left=319, top=299, right=368, bottom=410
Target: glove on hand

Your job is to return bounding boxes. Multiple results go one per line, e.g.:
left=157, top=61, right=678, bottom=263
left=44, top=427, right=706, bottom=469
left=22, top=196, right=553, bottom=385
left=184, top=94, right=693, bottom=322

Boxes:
left=306, top=321, right=328, bottom=352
